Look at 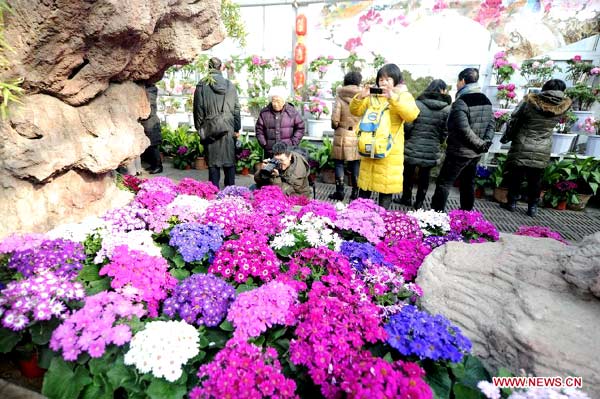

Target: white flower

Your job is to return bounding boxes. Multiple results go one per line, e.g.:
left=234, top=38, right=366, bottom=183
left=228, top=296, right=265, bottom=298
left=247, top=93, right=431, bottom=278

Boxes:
left=47, top=216, right=107, bottom=242
left=166, top=195, right=211, bottom=219
left=407, top=209, right=450, bottom=236
left=124, top=320, right=199, bottom=382
left=94, top=229, right=161, bottom=263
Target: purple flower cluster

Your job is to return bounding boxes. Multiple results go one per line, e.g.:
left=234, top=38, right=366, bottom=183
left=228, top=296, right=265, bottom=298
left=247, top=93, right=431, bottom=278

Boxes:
left=227, top=281, right=297, bottom=340
left=335, top=199, right=386, bottom=244
left=200, top=197, right=254, bottom=236
left=101, top=203, right=148, bottom=234
left=190, top=341, right=298, bottom=399
left=0, top=233, right=47, bottom=255
left=169, top=222, right=224, bottom=263
left=449, top=210, right=500, bottom=243
left=135, top=177, right=177, bottom=211
left=216, top=185, right=251, bottom=200
left=515, top=226, right=568, bottom=244
left=209, top=233, right=280, bottom=283
left=422, top=232, right=463, bottom=249
left=297, top=200, right=337, bottom=221
left=50, top=291, right=146, bottom=361
left=385, top=304, right=472, bottom=362
left=383, top=211, right=423, bottom=241
left=376, top=238, right=431, bottom=281
left=340, top=241, right=386, bottom=272
left=99, top=246, right=176, bottom=317
left=555, top=180, right=577, bottom=192
left=163, top=273, right=235, bottom=327
left=7, top=239, right=85, bottom=278
left=176, top=178, right=219, bottom=199
left=0, top=272, right=85, bottom=331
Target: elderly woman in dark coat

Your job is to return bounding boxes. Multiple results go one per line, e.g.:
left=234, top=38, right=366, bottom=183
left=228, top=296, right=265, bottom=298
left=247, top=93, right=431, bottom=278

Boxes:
left=255, top=86, right=305, bottom=159
left=500, top=79, right=572, bottom=217
left=396, top=79, right=451, bottom=209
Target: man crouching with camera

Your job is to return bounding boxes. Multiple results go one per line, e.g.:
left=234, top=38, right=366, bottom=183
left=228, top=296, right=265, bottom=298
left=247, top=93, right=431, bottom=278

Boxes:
left=254, top=142, right=312, bottom=198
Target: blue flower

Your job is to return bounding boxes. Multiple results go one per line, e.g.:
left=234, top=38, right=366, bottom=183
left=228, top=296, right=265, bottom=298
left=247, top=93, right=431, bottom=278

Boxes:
left=169, top=222, right=224, bottom=263
left=339, top=241, right=387, bottom=272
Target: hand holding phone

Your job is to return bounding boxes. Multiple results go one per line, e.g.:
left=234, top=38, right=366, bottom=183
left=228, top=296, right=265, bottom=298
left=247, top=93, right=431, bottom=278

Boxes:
left=369, top=87, right=383, bottom=95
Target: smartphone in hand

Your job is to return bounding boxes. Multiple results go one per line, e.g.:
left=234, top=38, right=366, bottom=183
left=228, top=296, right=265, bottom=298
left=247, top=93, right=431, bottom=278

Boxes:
left=369, top=87, right=383, bottom=95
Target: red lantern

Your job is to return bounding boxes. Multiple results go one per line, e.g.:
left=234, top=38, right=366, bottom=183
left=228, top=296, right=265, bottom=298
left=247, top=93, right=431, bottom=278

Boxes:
left=294, top=71, right=305, bottom=89
left=295, top=14, right=307, bottom=36
left=294, top=43, right=306, bottom=65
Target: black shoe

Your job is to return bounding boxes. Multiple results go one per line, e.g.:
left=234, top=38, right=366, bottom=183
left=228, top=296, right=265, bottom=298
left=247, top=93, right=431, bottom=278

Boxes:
left=148, top=166, right=163, bottom=174
left=349, top=187, right=359, bottom=201
left=328, top=191, right=345, bottom=201
left=527, top=204, right=538, bottom=217
left=143, top=166, right=153, bottom=172
left=500, top=201, right=516, bottom=212
left=413, top=201, right=424, bottom=210
left=393, top=197, right=412, bottom=206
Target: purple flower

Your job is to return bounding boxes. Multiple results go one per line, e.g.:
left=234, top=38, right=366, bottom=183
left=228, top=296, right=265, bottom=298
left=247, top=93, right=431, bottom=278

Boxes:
left=7, top=239, right=85, bottom=278
left=340, top=241, right=387, bottom=272
left=169, top=222, right=224, bottom=263
left=177, top=146, right=188, bottom=155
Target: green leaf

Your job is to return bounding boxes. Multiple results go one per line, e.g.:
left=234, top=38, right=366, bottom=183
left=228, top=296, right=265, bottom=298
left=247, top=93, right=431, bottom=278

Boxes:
left=204, top=328, right=230, bottom=349
left=251, top=335, right=265, bottom=347
left=42, top=357, right=92, bottom=399
left=146, top=377, right=187, bottom=399
left=424, top=364, right=452, bottom=399
left=161, top=244, right=176, bottom=259
left=170, top=269, right=190, bottom=280
left=460, top=355, right=491, bottom=387
left=78, top=264, right=102, bottom=282
left=89, top=356, right=112, bottom=376
left=219, top=320, right=234, bottom=331
left=382, top=352, right=393, bottom=363
left=87, top=278, right=111, bottom=295
left=173, top=254, right=186, bottom=269
left=452, top=382, right=485, bottom=399
left=448, top=361, right=465, bottom=380
left=38, top=346, right=57, bottom=369
left=497, top=367, right=513, bottom=377
left=106, top=355, right=140, bottom=393
left=235, top=283, right=255, bottom=293
left=199, top=335, right=209, bottom=349
left=30, top=319, right=60, bottom=345
left=81, top=379, right=113, bottom=399
left=270, top=327, right=287, bottom=341
left=0, top=328, right=22, bottom=353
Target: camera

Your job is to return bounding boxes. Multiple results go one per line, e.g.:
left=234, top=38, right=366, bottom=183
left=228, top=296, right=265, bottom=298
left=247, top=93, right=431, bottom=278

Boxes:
left=259, top=158, right=282, bottom=177
left=369, top=87, right=383, bottom=95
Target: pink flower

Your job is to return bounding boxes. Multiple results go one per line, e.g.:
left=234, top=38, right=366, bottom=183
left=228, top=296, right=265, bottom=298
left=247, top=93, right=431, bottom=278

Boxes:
left=344, top=37, right=362, bottom=52
left=573, top=55, right=582, bottom=62
left=251, top=55, right=261, bottom=65
left=506, top=91, right=516, bottom=98
left=590, top=67, right=600, bottom=75
left=507, top=83, right=515, bottom=90
left=433, top=0, right=449, bottom=12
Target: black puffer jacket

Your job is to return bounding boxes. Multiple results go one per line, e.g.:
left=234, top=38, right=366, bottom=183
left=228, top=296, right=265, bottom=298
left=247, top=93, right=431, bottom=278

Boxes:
left=404, top=92, right=452, bottom=166
left=446, top=87, right=495, bottom=158
left=140, top=85, right=162, bottom=146
left=502, top=90, right=572, bottom=170
left=193, top=72, right=241, bottom=167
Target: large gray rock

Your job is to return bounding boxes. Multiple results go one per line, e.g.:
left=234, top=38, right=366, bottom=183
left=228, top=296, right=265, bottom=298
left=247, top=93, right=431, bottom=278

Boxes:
left=417, top=233, right=600, bottom=398
left=0, top=0, right=223, bottom=238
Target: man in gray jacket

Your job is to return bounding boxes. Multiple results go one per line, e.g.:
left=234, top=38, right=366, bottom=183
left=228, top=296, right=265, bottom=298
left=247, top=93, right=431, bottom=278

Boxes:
left=193, top=57, right=241, bottom=188
left=431, top=68, right=495, bottom=212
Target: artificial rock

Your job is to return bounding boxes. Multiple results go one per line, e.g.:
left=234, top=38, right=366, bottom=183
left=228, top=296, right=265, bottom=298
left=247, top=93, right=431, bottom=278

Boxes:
left=0, top=0, right=224, bottom=238
left=417, top=233, right=600, bottom=398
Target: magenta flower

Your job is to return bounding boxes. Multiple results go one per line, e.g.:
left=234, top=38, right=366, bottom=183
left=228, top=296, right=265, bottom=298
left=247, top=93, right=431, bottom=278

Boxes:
left=344, top=37, right=362, bottom=52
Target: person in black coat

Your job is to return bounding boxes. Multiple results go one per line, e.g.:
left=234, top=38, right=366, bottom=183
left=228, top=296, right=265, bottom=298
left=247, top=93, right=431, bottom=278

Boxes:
left=431, top=68, right=495, bottom=212
left=193, top=57, right=241, bottom=188
left=141, top=84, right=163, bottom=174
left=395, top=79, right=451, bottom=209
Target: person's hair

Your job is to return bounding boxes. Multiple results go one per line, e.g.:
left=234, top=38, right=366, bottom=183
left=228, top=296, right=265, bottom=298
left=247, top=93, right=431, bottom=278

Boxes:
left=376, top=64, right=403, bottom=87
left=208, top=57, right=222, bottom=70
left=458, top=68, right=479, bottom=84
left=542, top=79, right=566, bottom=92
left=272, top=142, right=291, bottom=156
left=343, top=71, right=362, bottom=86
left=268, top=86, right=289, bottom=101
left=424, top=79, right=447, bottom=93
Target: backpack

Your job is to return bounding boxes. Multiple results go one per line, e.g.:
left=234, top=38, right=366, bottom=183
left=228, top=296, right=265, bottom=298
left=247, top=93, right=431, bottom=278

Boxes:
left=356, top=96, right=400, bottom=159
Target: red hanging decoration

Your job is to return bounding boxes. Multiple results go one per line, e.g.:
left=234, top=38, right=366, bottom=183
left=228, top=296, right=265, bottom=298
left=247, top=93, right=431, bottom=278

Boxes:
left=295, top=14, right=307, bottom=36
left=294, top=70, right=305, bottom=89
left=294, top=43, right=306, bottom=65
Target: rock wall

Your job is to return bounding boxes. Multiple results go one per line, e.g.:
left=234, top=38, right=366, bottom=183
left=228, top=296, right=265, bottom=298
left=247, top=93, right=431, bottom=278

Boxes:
left=0, top=0, right=224, bottom=238
left=417, top=233, right=600, bottom=398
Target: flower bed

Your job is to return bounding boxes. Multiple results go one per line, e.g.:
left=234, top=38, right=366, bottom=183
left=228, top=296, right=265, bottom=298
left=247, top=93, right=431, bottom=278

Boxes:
left=0, top=177, right=590, bottom=399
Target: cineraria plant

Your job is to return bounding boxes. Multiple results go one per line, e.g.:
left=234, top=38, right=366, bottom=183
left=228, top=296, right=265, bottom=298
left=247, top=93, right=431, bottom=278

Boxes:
left=335, top=199, right=386, bottom=244
left=124, top=320, right=199, bottom=382
left=271, top=212, right=342, bottom=257
left=163, top=273, right=235, bottom=327
left=514, top=226, right=568, bottom=244
left=7, top=238, right=86, bottom=279
left=384, top=304, right=472, bottom=362
left=375, top=237, right=431, bottom=280
left=176, top=178, right=219, bottom=199
left=360, top=264, right=422, bottom=312
left=339, top=241, right=387, bottom=272
left=169, top=222, right=224, bottom=263
left=448, top=210, right=500, bottom=243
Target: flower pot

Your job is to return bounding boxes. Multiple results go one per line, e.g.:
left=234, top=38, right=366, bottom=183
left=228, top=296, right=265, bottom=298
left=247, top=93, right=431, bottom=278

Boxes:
left=475, top=187, right=485, bottom=198
left=551, top=133, right=577, bottom=154
left=570, top=111, right=593, bottom=133
left=18, top=353, right=46, bottom=379
left=585, top=135, right=600, bottom=157
left=240, top=167, right=250, bottom=176
left=307, top=118, right=330, bottom=138
left=555, top=200, right=567, bottom=210
left=567, top=193, right=593, bottom=211
left=493, top=187, right=508, bottom=203
left=194, top=157, right=208, bottom=170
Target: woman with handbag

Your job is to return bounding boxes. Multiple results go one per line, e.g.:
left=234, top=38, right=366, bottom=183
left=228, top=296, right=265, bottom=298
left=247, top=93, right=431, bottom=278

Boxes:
left=349, top=64, right=420, bottom=209
left=329, top=71, right=363, bottom=201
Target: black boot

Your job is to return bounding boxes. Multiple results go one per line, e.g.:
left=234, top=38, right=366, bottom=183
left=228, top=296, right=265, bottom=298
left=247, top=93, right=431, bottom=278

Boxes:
left=527, top=202, right=538, bottom=217
left=328, top=180, right=345, bottom=201
left=149, top=165, right=163, bottom=174
left=349, top=175, right=359, bottom=200
left=378, top=193, right=392, bottom=210
left=393, top=194, right=412, bottom=206
left=500, top=200, right=517, bottom=212
left=413, top=190, right=426, bottom=209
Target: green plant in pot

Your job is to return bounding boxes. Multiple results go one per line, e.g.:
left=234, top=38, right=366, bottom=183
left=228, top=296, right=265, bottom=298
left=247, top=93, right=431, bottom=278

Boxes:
left=565, top=84, right=599, bottom=111
left=543, top=180, right=579, bottom=208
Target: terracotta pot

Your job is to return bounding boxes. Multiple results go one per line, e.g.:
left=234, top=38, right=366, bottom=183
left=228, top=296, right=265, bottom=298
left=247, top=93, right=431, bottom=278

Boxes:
left=240, top=167, right=250, bottom=176
left=555, top=200, right=567, bottom=210
left=493, top=187, right=508, bottom=203
left=475, top=187, right=485, bottom=198
left=567, top=193, right=592, bottom=211
left=18, top=353, right=46, bottom=379
left=194, top=157, right=208, bottom=170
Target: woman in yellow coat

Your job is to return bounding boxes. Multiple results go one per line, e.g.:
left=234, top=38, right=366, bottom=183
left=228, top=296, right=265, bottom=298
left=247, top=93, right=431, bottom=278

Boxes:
left=349, top=64, right=420, bottom=209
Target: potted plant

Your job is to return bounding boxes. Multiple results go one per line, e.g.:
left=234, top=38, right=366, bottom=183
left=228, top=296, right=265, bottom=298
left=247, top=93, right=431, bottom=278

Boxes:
left=496, top=83, right=518, bottom=109
left=583, top=116, right=600, bottom=157
left=543, top=180, right=578, bottom=210
left=552, top=110, right=579, bottom=154
left=312, top=137, right=335, bottom=184
left=341, top=52, right=366, bottom=73
left=474, top=165, right=492, bottom=198
left=489, top=154, right=508, bottom=203
left=304, top=96, right=331, bottom=138
left=565, top=83, right=599, bottom=111
left=569, top=157, right=600, bottom=210
left=520, top=57, right=561, bottom=88
left=565, top=55, right=596, bottom=85
left=492, top=51, right=518, bottom=85
left=308, top=55, right=335, bottom=80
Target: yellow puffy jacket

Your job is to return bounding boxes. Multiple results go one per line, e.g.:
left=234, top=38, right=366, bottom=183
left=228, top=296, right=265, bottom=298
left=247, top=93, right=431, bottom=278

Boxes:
left=349, top=91, right=419, bottom=194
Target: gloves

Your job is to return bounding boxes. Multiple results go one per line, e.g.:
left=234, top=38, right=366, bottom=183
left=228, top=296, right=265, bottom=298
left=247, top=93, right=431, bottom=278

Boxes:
left=479, top=140, right=492, bottom=153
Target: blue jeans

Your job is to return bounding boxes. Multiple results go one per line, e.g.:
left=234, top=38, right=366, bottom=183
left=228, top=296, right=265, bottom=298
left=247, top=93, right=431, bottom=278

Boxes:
left=334, top=160, right=359, bottom=184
